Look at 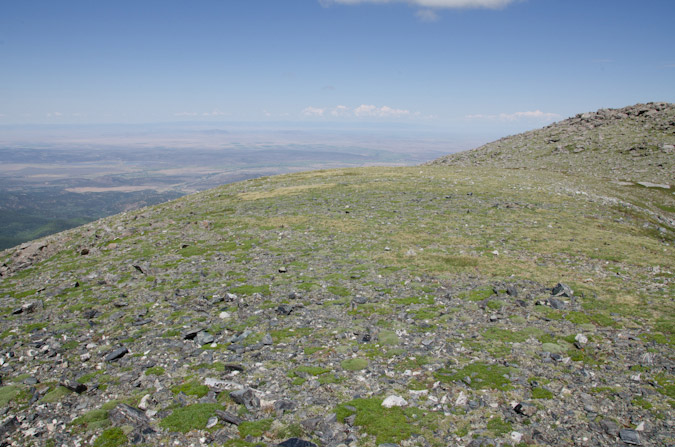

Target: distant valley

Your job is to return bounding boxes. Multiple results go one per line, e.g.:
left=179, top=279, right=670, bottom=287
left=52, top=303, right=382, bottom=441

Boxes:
left=0, top=123, right=466, bottom=250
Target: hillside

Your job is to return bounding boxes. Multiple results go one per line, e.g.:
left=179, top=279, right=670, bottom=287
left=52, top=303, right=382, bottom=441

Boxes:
left=430, top=102, right=675, bottom=186
left=0, top=106, right=673, bottom=447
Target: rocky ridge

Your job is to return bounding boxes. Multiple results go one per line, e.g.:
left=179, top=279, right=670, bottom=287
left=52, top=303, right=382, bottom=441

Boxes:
left=430, top=102, right=675, bottom=186
left=0, top=105, right=673, bottom=447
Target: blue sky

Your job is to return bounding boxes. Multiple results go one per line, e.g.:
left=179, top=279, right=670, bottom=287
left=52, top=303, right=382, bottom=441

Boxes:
left=1, top=0, right=673, bottom=135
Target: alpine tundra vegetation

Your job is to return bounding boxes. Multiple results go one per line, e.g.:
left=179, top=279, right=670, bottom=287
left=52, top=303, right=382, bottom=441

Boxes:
left=0, top=103, right=673, bottom=446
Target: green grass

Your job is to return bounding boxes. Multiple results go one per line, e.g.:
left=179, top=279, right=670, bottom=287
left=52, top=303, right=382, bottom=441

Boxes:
left=41, top=386, right=72, bottom=403
left=159, top=403, right=223, bottom=433
left=531, top=387, right=554, bottom=399
left=487, top=416, right=512, bottom=436
left=459, top=287, right=494, bottom=302
left=434, top=362, right=515, bottom=390
left=93, top=427, right=127, bottom=447
left=229, top=284, right=270, bottom=296
left=145, top=366, right=165, bottom=376
left=327, top=285, right=351, bottom=297
left=71, top=409, right=110, bottom=431
left=238, top=419, right=273, bottom=438
left=171, top=380, right=209, bottom=397
left=293, top=365, right=331, bottom=376
left=0, top=385, right=21, bottom=406
left=335, top=398, right=414, bottom=444
left=341, top=358, right=368, bottom=371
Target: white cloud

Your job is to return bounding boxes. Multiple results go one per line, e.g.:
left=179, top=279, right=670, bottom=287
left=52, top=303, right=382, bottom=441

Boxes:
left=355, top=104, right=411, bottom=117
left=466, top=110, right=561, bottom=122
left=302, top=106, right=326, bottom=117
left=330, top=105, right=350, bottom=117
left=305, top=104, right=412, bottom=119
left=415, top=9, right=440, bottom=21
left=46, top=112, right=63, bottom=118
left=322, top=0, right=517, bottom=9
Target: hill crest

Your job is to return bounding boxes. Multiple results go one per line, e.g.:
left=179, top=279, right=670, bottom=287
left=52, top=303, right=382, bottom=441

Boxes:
left=430, top=102, right=674, bottom=186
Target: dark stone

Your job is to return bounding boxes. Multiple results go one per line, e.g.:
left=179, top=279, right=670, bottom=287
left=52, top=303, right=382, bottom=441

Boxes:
left=109, top=403, right=149, bottom=428
left=344, top=414, right=356, bottom=426
left=514, top=402, right=536, bottom=417
left=278, top=438, right=318, bottom=447
left=105, top=347, right=129, bottom=362
left=133, top=264, right=145, bottom=274
left=276, top=305, right=294, bottom=316
left=133, top=319, right=152, bottom=326
left=23, top=377, right=38, bottom=386
left=230, top=388, right=260, bottom=411
left=12, top=301, right=38, bottom=315
left=215, top=410, right=242, bottom=426
left=0, top=416, right=18, bottom=438
left=275, top=399, right=295, bottom=413
left=82, top=309, right=98, bottom=319
left=301, top=416, right=323, bottom=431
left=619, top=429, right=641, bottom=445
left=196, top=331, right=215, bottom=345
left=352, top=295, right=368, bottom=304
left=548, top=298, right=565, bottom=309
left=183, top=328, right=203, bottom=340
left=552, top=283, right=573, bottom=297
left=61, top=378, right=87, bottom=394
left=600, top=419, right=619, bottom=436
left=222, top=363, right=245, bottom=372
left=506, top=285, right=519, bottom=297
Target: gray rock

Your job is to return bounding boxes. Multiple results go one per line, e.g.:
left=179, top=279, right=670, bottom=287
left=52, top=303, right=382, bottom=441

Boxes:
left=552, top=282, right=573, bottom=297
left=352, top=295, right=367, bottom=304
left=196, top=331, right=214, bottom=345
left=548, top=297, right=565, bottom=309
left=619, top=429, right=641, bottom=445
left=230, top=388, right=260, bottom=411
left=275, top=399, right=295, bottom=414
left=105, top=347, right=129, bottom=362
left=61, top=378, right=87, bottom=393
left=109, top=403, right=150, bottom=428
left=206, top=416, right=218, bottom=429
left=262, top=333, right=273, bottom=345
left=600, top=419, right=619, bottom=436
left=0, top=416, right=18, bottom=438
left=276, top=304, right=294, bottom=316
left=183, top=328, right=204, bottom=340
left=215, top=410, right=242, bottom=426
left=514, top=402, right=536, bottom=417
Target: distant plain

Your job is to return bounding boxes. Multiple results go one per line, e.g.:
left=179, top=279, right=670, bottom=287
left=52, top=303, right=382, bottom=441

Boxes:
left=0, top=122, right=473, bottom=250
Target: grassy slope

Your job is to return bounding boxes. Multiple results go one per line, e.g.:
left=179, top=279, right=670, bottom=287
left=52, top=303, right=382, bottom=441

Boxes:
left=0, top=164, right=673, bottom=444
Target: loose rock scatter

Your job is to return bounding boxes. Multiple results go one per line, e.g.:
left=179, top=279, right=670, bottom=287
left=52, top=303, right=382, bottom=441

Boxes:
left=0, top=103, right=673, bottom=447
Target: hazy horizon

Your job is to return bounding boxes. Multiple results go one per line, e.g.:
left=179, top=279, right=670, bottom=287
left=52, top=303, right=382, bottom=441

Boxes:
left=2, top=0, right=673, bottom=136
